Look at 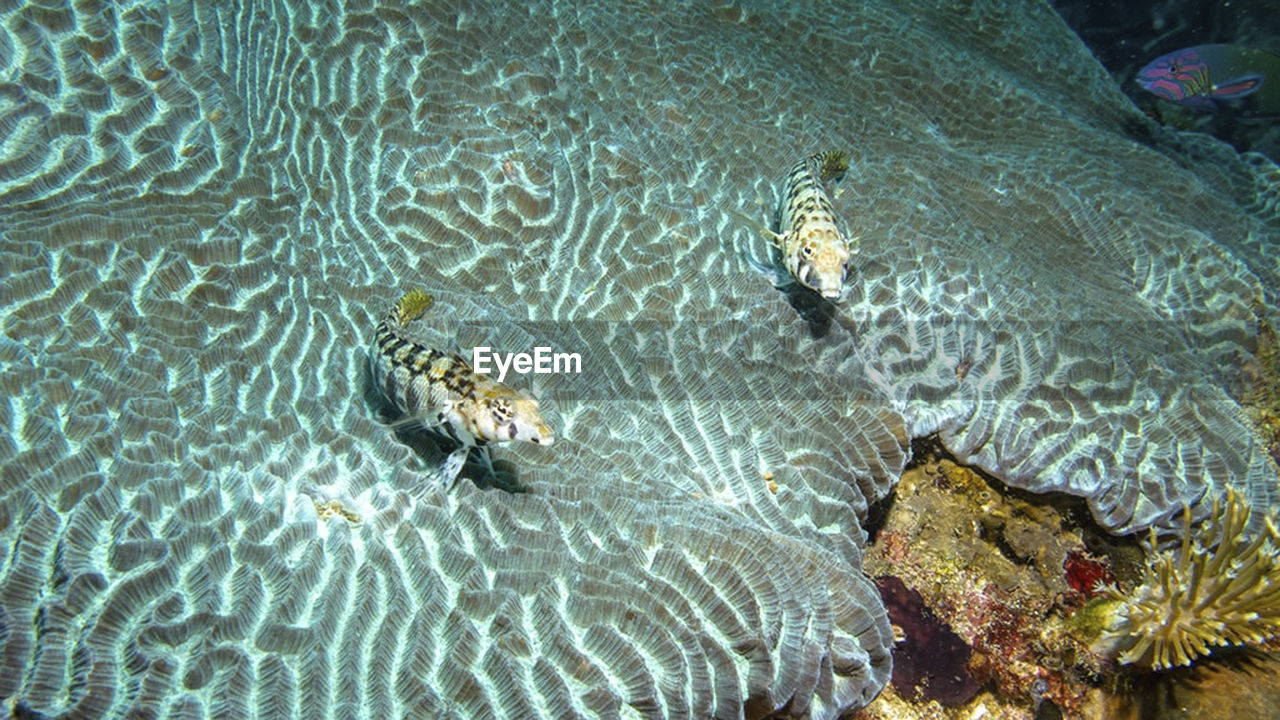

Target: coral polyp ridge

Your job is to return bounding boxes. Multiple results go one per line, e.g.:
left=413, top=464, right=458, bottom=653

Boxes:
left=0, top=0, right=1278, bottom=718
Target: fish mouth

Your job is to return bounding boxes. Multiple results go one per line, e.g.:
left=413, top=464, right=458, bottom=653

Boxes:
left=1139, top=79, right=1181, bottom=101
left=799, top=264, right=817, bottom=289
left=796, top=262, right=845, bottom=299
left=813, top=271, right=844, bottom=299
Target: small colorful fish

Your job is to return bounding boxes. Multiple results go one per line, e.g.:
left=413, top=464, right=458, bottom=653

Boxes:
left=762, top=149, right=855, bottom=298
left=370, top=289, right=553, bottom=487
left=1137, top=44, right=1280, bottom=114
left=767, top=151, right=857, bottom=299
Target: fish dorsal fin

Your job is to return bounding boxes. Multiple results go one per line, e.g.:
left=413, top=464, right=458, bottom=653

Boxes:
left=814, top=150, right=850, bottom=183
left=394, top=289, right=434, bottom=325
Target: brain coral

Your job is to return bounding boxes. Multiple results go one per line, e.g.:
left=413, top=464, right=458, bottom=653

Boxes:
left=1, top=0, right=1277, bottom=717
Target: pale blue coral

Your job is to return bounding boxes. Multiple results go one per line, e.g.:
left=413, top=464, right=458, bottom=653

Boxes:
left=1, top=0, right=1278, bottom=717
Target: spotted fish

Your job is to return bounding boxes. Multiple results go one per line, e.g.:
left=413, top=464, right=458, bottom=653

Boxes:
left=770, top=150, right=856, bottom=299
left=370, top=289, right=553, bottom=486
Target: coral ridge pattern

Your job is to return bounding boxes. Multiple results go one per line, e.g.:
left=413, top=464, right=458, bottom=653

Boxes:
left=1, top=1, right=1278, bottom=717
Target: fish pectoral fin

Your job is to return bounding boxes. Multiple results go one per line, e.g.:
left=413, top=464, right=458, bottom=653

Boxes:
left=745, top=252, right=796, bottom=289
left=1212, top=73, right=1264, bottom=99
left=476, top=445, right=497, bottom=477
left=759, top=229, right=788, bottom=254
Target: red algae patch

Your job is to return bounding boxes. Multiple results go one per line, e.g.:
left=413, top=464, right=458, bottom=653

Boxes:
left=1063, top=550, right=1116, bottom=602
left=875, top=575, right=982, bottom=706
left=861, top=451, right=1118, bottom=719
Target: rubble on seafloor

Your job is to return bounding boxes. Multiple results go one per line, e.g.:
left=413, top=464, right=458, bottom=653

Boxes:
left=854, top=441, right=1280, bottom=720
left=313, top=498, right=362, bottom=524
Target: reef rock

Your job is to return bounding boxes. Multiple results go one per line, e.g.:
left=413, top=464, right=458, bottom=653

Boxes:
left=1, top=0, right=1277, bottom=717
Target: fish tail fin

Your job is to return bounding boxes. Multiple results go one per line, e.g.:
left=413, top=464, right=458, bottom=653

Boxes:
left=814, top=150, right=850, bottom=182
left=393, top=289, right=434, bottom=326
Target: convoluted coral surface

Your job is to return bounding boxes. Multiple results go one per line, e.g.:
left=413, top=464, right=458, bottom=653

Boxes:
left=1, top=1, right=1277, bottom=717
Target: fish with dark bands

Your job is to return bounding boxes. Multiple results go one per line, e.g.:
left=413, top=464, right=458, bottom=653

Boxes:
left=369, top=289, right=553, bottom=486
left=769, top=150, right=856, bottom=299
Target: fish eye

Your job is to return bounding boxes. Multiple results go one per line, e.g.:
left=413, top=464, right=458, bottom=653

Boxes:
left=802, top=245, right=815, bottom=258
